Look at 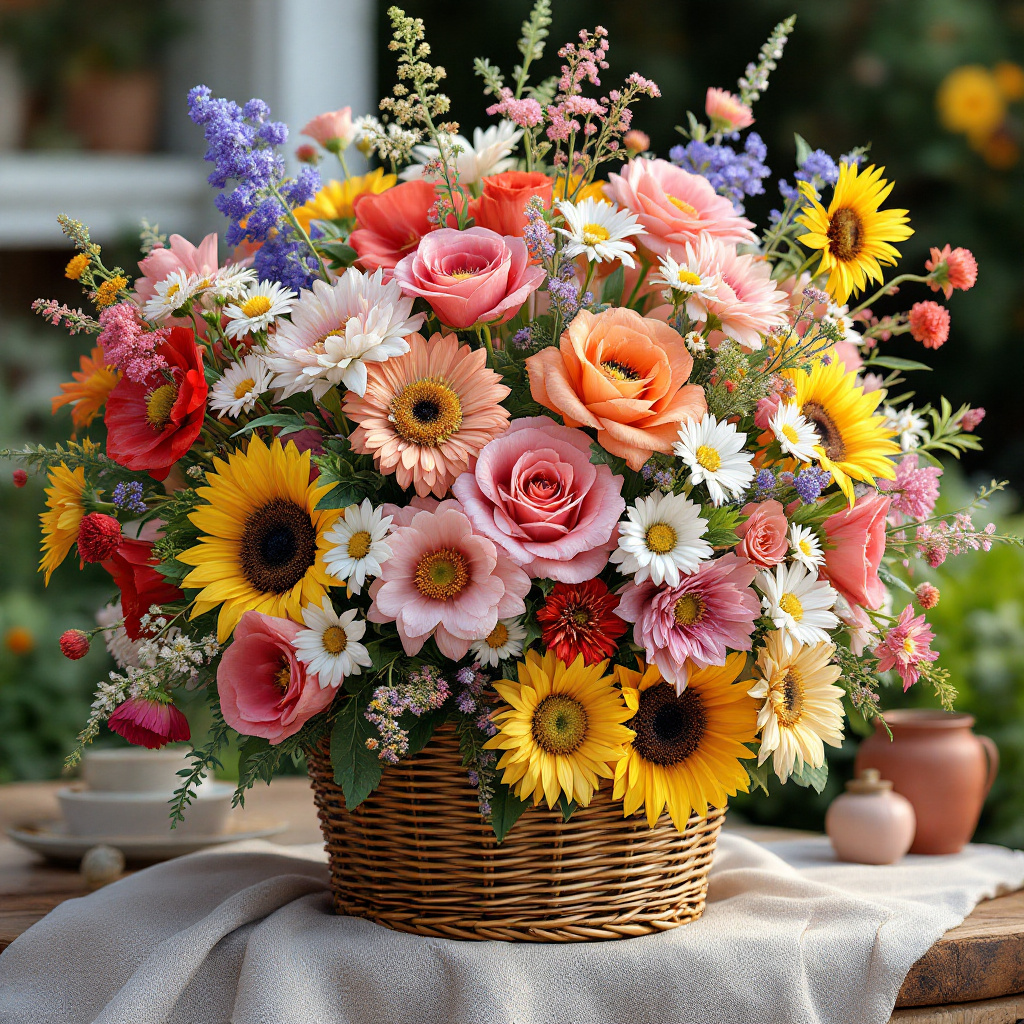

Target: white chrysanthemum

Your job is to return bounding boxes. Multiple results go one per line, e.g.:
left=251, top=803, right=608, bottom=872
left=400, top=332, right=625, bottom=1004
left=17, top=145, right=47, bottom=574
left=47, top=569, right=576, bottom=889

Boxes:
left=610, top=491, right=712, bottom=587
left=208, top=352, right=272, bottom=419
left=758, top=561, right=839, bottom=654
left=95, top=601, right=142, bottom=669
left=142, top=269, right=203, bottom=322
left=265, top=268, right=424, bottom=400
left=223, top=279, right=298, bottom=339
left=293, top=598, right=372, bottom=689
left=883, top=404, right=929, bottom=451
left=826, top=301, right=864, bottom=348
left=555, top=198, right=644, bottom=268
left=653, top=251, right=722, bottom=308
left=470, top=617, right=527, bottom=668
left=323, top=498, right=393, bottom=595
left=788, top=523, right=825, bottom=572
left=673, top=412, right=755, bottom=507
left=769, top=402, right=820, bottom=464
left=400, top=121, right=522, bottom=184
left=207, top=264, right=257, bottom=303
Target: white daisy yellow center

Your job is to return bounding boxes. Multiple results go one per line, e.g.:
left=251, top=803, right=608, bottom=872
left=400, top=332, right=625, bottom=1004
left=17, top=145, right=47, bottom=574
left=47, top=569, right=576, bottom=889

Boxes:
left=322, top=624, right=348, bottom=654
left=799, top=539, right=813, bottom=556
left=241, top=294, right=273, bottom=318
left=676, top=268, right=701, bottom=286
left=485, top=622, right=509, bottom=649
left=779, top=592, right=804, bottom=620
left=782, top=423, right=800, bottom=444
left=233, top=377, right=256, bottom=400
left=645, top=522, right=677, bottom=554
left=582, top=222, right=610, bottom=245
left=695, top=445, right=721, bottom=472
left=347, top=530, right=372, bottom=559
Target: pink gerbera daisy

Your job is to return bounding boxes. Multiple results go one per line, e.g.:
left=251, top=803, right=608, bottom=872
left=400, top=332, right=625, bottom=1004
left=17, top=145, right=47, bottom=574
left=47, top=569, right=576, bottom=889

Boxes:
left=367, top=504, right=530, bottom=659
left=616, top=552, right=761, bottom=692
left=705, top=87, right=755, bottom=132
left=344, top=332, right=511, bottom=498
left=873, top=604, right=939, bottom=690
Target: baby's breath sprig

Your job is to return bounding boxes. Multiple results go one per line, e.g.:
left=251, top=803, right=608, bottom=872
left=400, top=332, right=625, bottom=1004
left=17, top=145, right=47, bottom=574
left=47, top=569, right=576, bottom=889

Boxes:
left=737, top=16, right=796, bottom=108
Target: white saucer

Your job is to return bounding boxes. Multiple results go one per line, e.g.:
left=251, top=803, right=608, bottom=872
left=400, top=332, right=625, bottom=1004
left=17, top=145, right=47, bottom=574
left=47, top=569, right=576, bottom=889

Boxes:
left=7, top=817, right=289, bottom=864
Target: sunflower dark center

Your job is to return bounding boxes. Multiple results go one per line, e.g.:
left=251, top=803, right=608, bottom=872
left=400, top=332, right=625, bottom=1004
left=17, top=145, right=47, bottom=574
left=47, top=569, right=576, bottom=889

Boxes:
left=240, top=498, right=318, bottom=594
left=412, top=399, right=440, bottom=422
left=826, top=206, right=864, bottom=263
left=800, top=401, right=847, bottom=462
left=630, top=682, right=707, bottom=766
left=776, top=669, right=805, bottom=728
left=532, top=694, right=588, bottom=754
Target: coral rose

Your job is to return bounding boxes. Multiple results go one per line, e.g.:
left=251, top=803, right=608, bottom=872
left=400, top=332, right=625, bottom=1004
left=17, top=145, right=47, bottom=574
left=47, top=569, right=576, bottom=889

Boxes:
left=735, top=500, right=789, bottom=567
left=217, top=610, right=335, bottom=744
left=603, top=158, right=756, bottom=259
left=393, top=227, right=545, bottom=329
left=451, top=417, right=625, bottom=582
left=525, top=307, right=707, bottom=470
left=470, top=170, right=553, bottom=236
left=821, top=492, right=892, bottom=610
left=102, top=537, right=184, bottom=640
left=349, top=180, right=438, bottom=277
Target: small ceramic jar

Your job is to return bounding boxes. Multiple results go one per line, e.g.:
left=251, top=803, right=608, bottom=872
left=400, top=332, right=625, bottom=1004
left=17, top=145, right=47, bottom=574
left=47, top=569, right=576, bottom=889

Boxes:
left=825, top=769, right=916, bottom=865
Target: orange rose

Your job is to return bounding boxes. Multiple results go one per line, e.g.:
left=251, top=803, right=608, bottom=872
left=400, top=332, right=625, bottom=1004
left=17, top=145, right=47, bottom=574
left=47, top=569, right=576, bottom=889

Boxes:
left=526, top=308, right=707, bottom=470
left=471, top=170, right=553, bottom=236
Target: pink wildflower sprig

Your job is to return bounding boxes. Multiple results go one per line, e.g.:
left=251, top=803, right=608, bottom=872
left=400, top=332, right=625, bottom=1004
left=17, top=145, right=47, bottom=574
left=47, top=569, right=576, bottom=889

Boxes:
left=878, top=453, right=943, bottom=523
left=32, top=299, right=101, bottom=336
left=97, top=302, right=169, bottom=383
left=873, top=604, right=939, bottom=691
left=915, top=514, right=997, bottom=568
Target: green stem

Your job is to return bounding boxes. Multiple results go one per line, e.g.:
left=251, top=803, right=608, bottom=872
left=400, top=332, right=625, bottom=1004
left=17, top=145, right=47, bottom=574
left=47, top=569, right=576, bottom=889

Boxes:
left=272, top=184, right=331, bottom=282
left=336, top=148, right=351, bottom=179
left=849, top=273, right=932, bottom=318
left=625, top=254, right=652, bottom=309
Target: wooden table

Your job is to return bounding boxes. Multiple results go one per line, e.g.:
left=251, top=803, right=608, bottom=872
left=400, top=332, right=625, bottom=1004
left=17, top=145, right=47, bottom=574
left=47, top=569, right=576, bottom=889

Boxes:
left=2, top=779, right=1022, bottom=1023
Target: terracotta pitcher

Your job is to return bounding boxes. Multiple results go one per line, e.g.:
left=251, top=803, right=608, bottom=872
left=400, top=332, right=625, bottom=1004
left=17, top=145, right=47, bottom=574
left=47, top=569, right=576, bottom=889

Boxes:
left=855, top=710, right=998, bottom=855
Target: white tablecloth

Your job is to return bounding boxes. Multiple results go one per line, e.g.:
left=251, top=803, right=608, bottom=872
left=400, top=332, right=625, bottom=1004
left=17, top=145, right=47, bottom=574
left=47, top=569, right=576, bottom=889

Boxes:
left=2, top=834, right=1022, bottom=1024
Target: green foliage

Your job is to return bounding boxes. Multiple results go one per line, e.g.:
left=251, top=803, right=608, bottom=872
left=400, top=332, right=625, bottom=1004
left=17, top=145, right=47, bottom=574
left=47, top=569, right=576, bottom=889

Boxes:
left=490, top=781, right=530, bottom=841
left=330, top=697, right=383, bottom=810
left=703, top=505, right=745, bottom=548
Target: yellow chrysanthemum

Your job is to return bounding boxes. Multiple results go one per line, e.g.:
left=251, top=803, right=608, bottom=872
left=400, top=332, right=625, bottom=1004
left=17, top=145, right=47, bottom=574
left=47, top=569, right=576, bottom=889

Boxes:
left=293, top=168, right=397, bottom=232
left=937, top=65, right=1006, bottom=140
left=786, top=358, right=899, bottom=505
left=51, top=346, right=120, bottom=433
left=64, top=253, right=90, bottom=281
left=612, top=655, right=758, bottom=830
left=39, top=463, right=86, bottom=585
left=94, top=275, right=128, bottom=309
left=746, top=631, right=844, bottom=784
left=179, top=435, right=342, bottom=642
left=796, top=163, right=913, bottom=305
left=485, top=650, right=635, bottom=810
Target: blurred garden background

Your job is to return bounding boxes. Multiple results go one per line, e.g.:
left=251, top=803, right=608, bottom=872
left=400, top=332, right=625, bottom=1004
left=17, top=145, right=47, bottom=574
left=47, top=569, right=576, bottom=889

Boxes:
left=1, top=0, right=1023, bottom=842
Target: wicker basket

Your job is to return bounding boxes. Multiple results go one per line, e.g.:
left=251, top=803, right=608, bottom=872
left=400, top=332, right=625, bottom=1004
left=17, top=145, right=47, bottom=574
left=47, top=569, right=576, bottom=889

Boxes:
left=306, top=724, right=724, bottom=941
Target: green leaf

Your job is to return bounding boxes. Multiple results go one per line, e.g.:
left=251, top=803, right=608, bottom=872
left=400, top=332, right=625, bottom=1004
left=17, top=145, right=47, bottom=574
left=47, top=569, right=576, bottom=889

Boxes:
left=558, top=794, right=578, bottom=822
left=601, top=265, right=625, bottom=306
left=745, top=756, right=772, bottom=796
left=318, top=241, right=358, bottom=266
left=490, top=781, right=530, bottom=842
left=330, top=698, right=383, bottom=810
left=230, top=413, right=309, bottom=438
left=789, top=491, right=848, bottom=527
left=789, top=760, right=829, bottom=793
left=589, top=441, right=628, bottom=477
left=793, top=132, right=813, bottom=168
left=703, top=505, right=744, bottom=548
left=866, top=356, right=932, bottom=372
left=319, top=386, right=345, bottom=427
left=404, top=709, right=446, bottom=759
left=878, top=564, right=916, bottom=596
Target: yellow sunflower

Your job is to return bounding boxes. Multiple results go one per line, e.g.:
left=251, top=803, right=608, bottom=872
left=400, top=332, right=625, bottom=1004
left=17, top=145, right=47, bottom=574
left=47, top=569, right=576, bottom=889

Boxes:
left=785, top=358, right=899, bottom=505
left=293, top=168, right=396, bottom=232
left=796, top=163, right=913, bottom=305
left=746, top=631, right=844, bottom=783
left=612, top=655, right=758, bottom=830
left=179, top=435, right=341, bottom=642
left=485, top=650, right=635, bottom=810
left=39, top=463, right=87, bottom=584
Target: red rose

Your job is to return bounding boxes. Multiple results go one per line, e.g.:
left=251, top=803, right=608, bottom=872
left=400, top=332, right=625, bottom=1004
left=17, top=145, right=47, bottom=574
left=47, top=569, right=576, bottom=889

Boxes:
left=470, top=170, right=553, bottom=236
left=104, top=327, right=207, bottom=481
left=103, top=538, right=184, bottom=640
left=734, top=500, right=789, bottom=567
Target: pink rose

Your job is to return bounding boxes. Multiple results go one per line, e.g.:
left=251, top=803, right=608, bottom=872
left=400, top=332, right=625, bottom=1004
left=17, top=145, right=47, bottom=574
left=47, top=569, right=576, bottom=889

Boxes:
left=217, top=611, right=334, bottom=744
left=393, top=227, right=545, bottom=330
left=735, top=500, right=789, bottom=567
left=451, top=416, right=625, bottom=583
left=821, top=492, right=892, bottom=610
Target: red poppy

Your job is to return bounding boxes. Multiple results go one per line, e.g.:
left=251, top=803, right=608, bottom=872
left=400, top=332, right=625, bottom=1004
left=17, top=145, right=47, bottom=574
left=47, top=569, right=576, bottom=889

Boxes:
left=536, top=578, right=627, bottom=666
left=470, top=170, right=553, bottom=237
left=104, top=327, right=207, bottom=481
left=103, top=538, right=184, bottom=640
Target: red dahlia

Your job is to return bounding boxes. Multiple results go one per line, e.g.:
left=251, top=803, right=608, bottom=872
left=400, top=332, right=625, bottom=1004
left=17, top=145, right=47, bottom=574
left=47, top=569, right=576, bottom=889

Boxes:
left=536, top=578, right=627, bottom=666
left=102, top=538, right=184, bottom=640
left=104, top=326, right=208, bottom=481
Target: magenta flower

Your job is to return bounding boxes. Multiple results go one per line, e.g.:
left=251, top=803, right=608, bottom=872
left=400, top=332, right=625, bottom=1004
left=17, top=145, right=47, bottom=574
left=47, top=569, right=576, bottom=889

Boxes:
left=616, top=552, right=760, bottom=691
left=108, top=696, right=190, bottom=749
left=873, top=605, right=939, bottom=690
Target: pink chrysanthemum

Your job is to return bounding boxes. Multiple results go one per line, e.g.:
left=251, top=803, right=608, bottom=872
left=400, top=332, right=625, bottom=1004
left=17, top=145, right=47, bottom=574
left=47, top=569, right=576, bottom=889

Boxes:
left=908, top=301, right=950, bottom=350
left=925, top=244, right=978, bottom=300
left=915, top=582, right=941, bottom=610
left=344, top=332, right=511, bottom=498
left=878, top=453, right=942, bottom=522
left=705, top=87, right=754, bottom=132
left=873, top=604, right=939, bottom=691
left=367, top=504, right=530, bottom=659
left=616, top=552, right=761, bottom=692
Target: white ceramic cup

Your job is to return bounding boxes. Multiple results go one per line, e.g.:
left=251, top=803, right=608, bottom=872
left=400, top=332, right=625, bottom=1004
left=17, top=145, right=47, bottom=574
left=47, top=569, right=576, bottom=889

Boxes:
left=81, top=747, right=190, bottom=794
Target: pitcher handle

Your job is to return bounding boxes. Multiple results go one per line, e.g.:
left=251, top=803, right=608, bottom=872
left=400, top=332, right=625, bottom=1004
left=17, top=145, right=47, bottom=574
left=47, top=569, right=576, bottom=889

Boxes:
left=979, top=735, right=1000, bottom=796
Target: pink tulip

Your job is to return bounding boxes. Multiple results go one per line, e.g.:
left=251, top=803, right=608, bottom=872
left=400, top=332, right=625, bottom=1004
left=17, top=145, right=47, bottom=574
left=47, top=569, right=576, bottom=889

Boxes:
left=822, top=492, right=892, bottom=610
left=301, top=107, right=355, bottom=150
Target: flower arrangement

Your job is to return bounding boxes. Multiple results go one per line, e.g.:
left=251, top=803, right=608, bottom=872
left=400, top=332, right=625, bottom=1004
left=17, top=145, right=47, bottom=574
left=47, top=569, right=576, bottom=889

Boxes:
left=7, top=4, right=1020, bottom=840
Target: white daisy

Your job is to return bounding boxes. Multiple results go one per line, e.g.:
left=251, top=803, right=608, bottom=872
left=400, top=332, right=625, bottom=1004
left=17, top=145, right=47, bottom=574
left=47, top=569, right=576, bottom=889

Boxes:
left=400, top=121, right=522, bottom=184
left=882, top=404, right=929, bottom=451
left=788, top=523, right=825, bottom=572
left=757, top=561, right=838, bottom=654
left=469, top=618, right=527, bottom=668
left=223, top=279, right=298, bottom=340
left=826, top=301, right=864, bottom=348
left=323, top=499, right=393, bottom=595
left=610, top=491, right=712, bottom=587
left=265, top=268, right=424, bottom=400
left=142, top=269, right=202, bottom=322
left=653, top=251, right=722, bottom=309
left=293, top=598, right=372, bottom=689
left=555, top=198, right=644, bottom=268
left=769, top=402, right=820, bottom=463
left=208, top=353, right=272, bottom=419
left=673, top=412, right=756, bottom=507
left=207, top=264, right=257, bottom=304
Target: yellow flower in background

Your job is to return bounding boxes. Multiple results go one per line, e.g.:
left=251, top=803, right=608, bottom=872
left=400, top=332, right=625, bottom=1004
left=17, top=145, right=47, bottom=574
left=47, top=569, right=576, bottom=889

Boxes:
left=553, top=174, right=608, bottom=203
left=796, top=163, right=913, bottom=305
left=51, top=346, right=120, bottom=433
left=485, top=650, right=635, bottom=810
left=937, top=65, right=1005, bottom=141
left=179, top=436, right=341, bottom=642
left=977, top=130, right=1020, bottom=170
left=993, top=61, right=1024, bottom=102
left=64, top=253, right=90, bottom=281
left=785, top=358, right=899, bottom=505
left=293, top=168, right=396, bottom=231
left=613, top=655, right=758, bottom=830
left=94, top=275, right=128, bottom=308
left=39, top=463, right=86, bottom=585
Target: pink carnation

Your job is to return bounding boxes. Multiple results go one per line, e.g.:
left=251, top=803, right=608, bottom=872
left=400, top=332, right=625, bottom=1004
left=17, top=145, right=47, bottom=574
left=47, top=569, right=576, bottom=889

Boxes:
left=925, top=244, right=978, bottom=300
left=301, top=107, right=355, bottom=149
left=873, top=604, right=939, bottom=691
left=97, top=302, right=168, bottom=383
left=878, top=453, right=942, bottom=522
left=616, top=552, right=761, bottom=692
left=908, top=301, right=950, bottom=350
left=705, top=87, right=754, bottom=132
